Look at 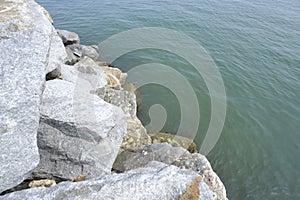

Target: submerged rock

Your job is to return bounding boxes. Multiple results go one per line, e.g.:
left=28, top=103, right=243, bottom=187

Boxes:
left=0, top=0, right=58, bottom=192
left=0, top=162, right=214, bottom=200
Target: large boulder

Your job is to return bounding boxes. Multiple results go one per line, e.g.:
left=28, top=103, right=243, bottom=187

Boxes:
left=32, top=79, right=126, bottom=180
left=0, top=162, right=214, bottom=200
left=0, top=0, right=58, bottom=192
left=113, top=143, right=227, bottom=200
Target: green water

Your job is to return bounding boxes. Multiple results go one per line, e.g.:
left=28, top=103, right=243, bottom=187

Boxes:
left=37, top=0, right=300, bottom=199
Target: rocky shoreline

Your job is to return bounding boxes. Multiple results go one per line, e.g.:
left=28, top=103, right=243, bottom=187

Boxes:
left=0, top=0, right=227, bottom=199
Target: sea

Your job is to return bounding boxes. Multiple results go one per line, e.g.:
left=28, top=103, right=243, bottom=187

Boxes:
left=36, top=0, right=300, bottom=199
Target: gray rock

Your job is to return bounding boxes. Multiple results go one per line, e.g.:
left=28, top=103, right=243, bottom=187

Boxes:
left=37, top=79, right=126, bottom=180
left=46, top=29, right=67, bottom=73
left=104, top=88, right=137, bottom=118
left=46, top=67, right=61, bottom=81
left=66, top=44, right=99, bottom=62
left=31, top=117, right=117, bottom=180
left=103, top=88, right=151, bottom=151
left=57, top=29, right=80, bottom=45
left=113, top=143, right=227, bottom=200
left=113, top=143, right=187, bottom=172
left=120, top=116, right=152, bottom=151
left=47, top=57, right=106, bottom=87
left=0, top=0, right=56, bottom=192
left=0, top=162, right=214, bottom=200
left=60, top=57, right=107, bottom=89
left=65, top=47, right=80, bottom=65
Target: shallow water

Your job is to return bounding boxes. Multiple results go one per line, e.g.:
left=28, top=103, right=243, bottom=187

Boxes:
left=37, top=0, right=300, bottom=199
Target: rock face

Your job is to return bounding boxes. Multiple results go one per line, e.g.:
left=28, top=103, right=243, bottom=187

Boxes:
left=113, top=143, right=227, bottom=200
left=32, top=79, right=126, bottom=180
left=0, top=0, right=61, bottom=192
left=0, top=162, right=214, bottom=200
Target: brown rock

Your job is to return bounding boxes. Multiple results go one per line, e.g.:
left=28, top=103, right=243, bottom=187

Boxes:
left=150, top=132, right=198, bottom=153
left=180, top=176, right=202, bottom=200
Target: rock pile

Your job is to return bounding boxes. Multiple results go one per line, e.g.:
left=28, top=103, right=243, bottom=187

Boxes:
left=0, top=0, right=227, bottom=199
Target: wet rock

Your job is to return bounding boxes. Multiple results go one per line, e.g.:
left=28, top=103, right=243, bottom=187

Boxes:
left=35, top=79, right=126, bottom=180
left=0, top=0, right=56, bottom=192
left=113, top=143, right=227, bottom=200
left=57, top=29, right=80, bottom=46
left=151, top=132, right=198, bottom=153
left=0, top=162, right=214, bottom=200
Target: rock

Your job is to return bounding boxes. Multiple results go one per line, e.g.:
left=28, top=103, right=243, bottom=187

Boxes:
left=34, top=79, right=126, bottom=180
left=65, top=47, right=80, bottom=65
left=173, top=154, right=227, bottom=200
left=180, top=176, right=202, bottom=200
left=95, top=61, right=109, bottom=66
left=57, top=29, right=80, bottom=45
left=72, top=175, right=86, bottom=182
left=103, top=88, right=151, bottom=151
left=103, top=88, right=136, bottom=118
left=0, top=0, right=57, bottom=192
left=120, top=117, right=152, bottom=150
left=113, top=143, right=227, bottom=200
left=60, top=57, right=107, bottom=88
left=66, top=44, right=99, bottom=62
left=46, top=29, right=67, bottom=73
left=46, top=67, right=61, bottom=81
left=37, top=4, right=54, bottom=24
left=113, top=143, right=187, bottom=172
left=123, top=83, right=138, bottom=94
left=29, top=180, right=56, bottom=188
left=151, top=132, right=198, bottom=153
left=0, top=162, right=214, bottom=200
left=101, top=66, right=128, bottom=88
